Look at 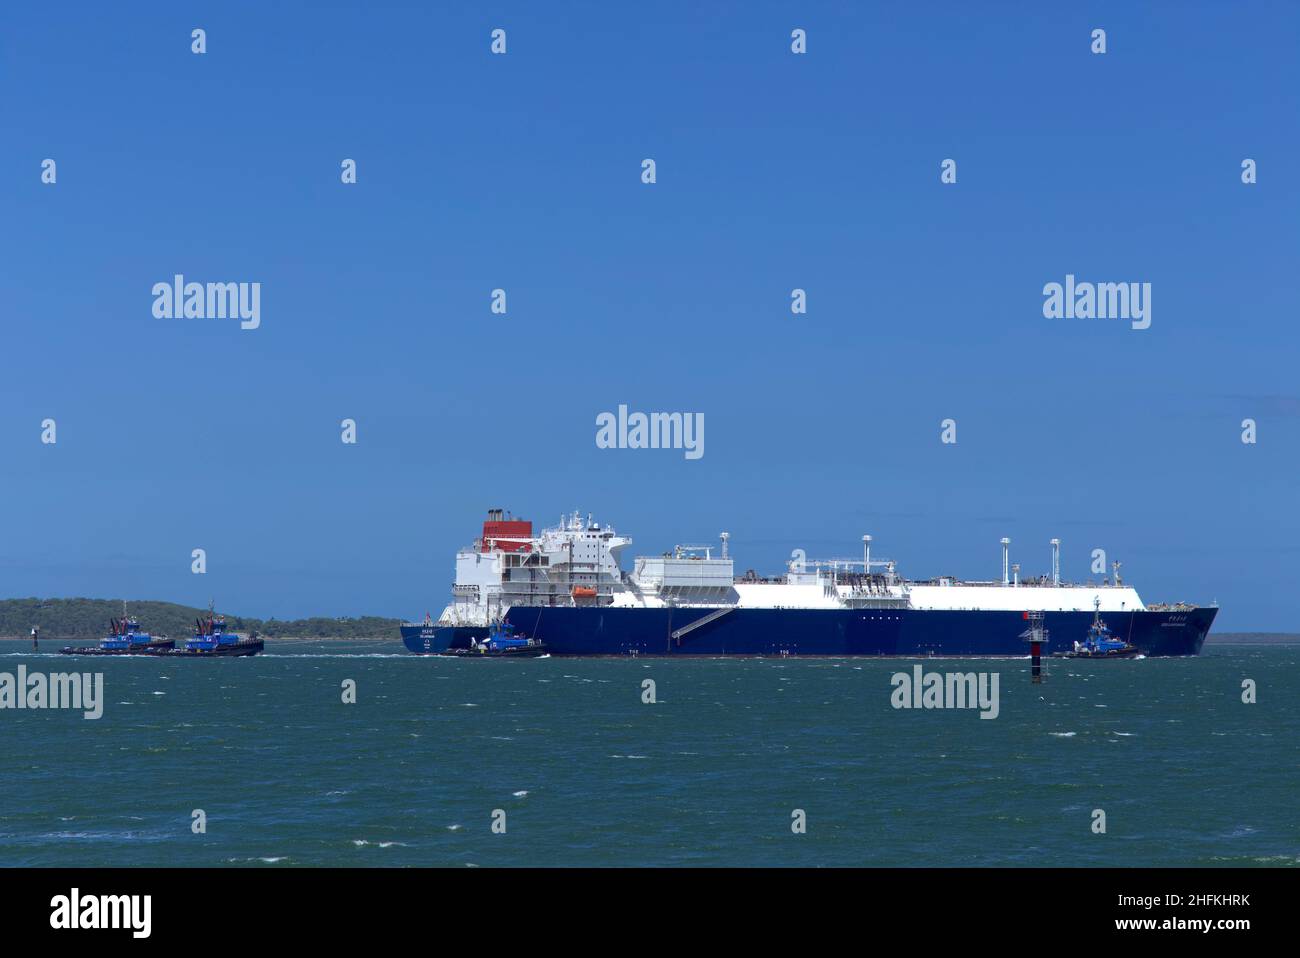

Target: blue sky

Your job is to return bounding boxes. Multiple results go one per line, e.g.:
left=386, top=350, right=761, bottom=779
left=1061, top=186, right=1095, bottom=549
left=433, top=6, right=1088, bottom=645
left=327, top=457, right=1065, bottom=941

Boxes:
left=1, top=2, right=1297, bottom=629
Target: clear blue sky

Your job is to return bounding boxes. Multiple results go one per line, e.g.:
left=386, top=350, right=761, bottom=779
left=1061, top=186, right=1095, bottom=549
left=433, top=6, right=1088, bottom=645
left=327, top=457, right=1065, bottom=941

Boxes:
left=2, top=2, right=1297, bottom=629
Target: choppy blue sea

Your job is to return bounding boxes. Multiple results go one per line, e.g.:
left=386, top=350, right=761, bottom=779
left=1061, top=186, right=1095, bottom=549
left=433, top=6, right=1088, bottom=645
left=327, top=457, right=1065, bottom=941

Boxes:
left=1, top=640, right=1295, bottom=867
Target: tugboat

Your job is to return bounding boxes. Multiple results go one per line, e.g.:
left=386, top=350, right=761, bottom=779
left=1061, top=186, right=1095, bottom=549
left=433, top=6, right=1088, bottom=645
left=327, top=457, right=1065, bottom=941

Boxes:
left=172, top=603, right=264, bottom=657
left=1054, top=599, right=1141, bottom=659
left=60, top=608, right=176, bottom=656
left=438, top=622, right=547, bottom=658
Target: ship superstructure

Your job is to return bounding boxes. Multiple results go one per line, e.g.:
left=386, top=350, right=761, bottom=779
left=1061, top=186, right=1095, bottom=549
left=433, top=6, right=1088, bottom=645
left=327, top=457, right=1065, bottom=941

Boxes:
left=439, top=509, right=630, bottom=627
left=401, top=510, right=1215, bottom=656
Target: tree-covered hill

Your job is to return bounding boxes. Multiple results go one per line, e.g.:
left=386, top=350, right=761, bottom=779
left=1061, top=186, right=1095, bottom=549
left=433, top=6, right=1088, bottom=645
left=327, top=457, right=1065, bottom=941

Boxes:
left=0, top=598, right=402, bottom=639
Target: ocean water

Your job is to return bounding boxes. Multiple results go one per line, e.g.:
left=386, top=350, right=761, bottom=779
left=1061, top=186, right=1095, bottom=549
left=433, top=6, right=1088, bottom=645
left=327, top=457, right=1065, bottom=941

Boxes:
left=0, top=640, right=1296, bottom=867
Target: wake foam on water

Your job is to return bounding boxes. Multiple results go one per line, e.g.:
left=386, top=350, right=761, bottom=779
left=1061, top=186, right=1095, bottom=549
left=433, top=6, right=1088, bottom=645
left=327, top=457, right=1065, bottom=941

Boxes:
left=1222, top=825, right=1259, bottom=838
left=261, top=653, right=411, bottom=659
left=42, top=828, right=169, bottom=843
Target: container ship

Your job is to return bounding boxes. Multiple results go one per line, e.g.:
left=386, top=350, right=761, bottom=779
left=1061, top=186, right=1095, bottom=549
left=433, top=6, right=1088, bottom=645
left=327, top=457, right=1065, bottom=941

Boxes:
left=400, top=510, right=1216, bottom=657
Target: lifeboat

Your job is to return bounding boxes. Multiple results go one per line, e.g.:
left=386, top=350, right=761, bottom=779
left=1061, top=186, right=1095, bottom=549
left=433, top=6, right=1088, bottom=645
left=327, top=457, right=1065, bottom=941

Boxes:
left=571, top=586, right=598, bottom=599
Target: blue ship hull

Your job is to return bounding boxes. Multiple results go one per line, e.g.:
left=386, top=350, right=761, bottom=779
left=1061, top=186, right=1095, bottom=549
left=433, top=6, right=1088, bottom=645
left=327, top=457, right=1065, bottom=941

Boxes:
left=402, top=606, right=1215, bottom=656
left=400, top=624, right=485, bottom=654
left=59, top=639, right=176, bottom=656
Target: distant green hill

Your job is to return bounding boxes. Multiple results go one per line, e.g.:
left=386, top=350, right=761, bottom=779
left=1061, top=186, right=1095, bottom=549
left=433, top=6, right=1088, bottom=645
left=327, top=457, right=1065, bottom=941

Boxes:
left=0, top=598, right=402, bottom=639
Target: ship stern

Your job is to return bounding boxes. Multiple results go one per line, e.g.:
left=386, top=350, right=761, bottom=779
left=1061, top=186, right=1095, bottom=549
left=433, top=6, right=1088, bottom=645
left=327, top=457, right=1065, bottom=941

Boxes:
left=400, top=623, right=485, bottom=654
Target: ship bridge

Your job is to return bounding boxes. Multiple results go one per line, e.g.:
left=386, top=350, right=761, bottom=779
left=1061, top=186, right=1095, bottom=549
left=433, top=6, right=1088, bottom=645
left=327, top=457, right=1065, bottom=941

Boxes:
left=444, top=510, right=633, bottom=624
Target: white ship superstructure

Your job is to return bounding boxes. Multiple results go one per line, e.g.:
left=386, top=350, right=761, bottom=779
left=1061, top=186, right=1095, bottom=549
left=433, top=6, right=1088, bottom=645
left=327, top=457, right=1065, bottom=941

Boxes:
left=436, top=510, right=1156, bottom=626
left=441, top=511, right=630, bottom=626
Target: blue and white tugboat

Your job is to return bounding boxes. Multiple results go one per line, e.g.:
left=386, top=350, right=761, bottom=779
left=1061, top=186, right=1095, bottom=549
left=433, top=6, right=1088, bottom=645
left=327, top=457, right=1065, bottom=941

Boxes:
left=174, top=604, right=264, bottom=657
left=1055, top=599, right=1141, bottom=659
left=60, top=608, right=175, bottom=656
left=437, top=621, right=547, bottom=658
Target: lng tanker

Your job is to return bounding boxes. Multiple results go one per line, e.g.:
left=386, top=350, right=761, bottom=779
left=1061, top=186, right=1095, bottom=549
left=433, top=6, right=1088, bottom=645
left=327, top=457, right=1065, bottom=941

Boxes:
left=400, top=510, right=1216, bottom=657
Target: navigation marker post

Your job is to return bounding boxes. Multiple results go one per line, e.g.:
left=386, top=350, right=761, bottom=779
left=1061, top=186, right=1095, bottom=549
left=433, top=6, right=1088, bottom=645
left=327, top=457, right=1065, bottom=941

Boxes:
left=1020, top=611, right=1047, bottom=683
